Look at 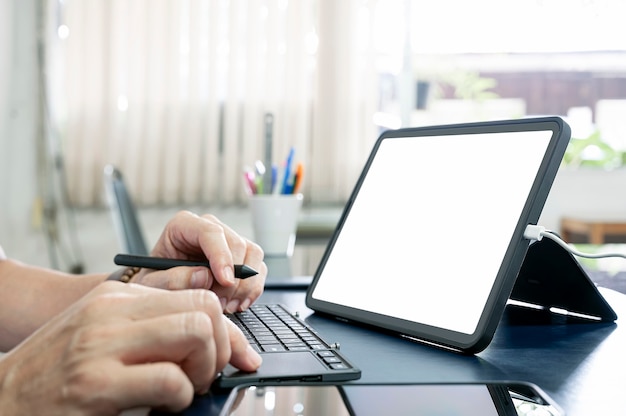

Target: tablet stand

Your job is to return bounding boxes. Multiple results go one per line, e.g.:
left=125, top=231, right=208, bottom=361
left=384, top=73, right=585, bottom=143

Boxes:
left=507, top=237, right=618, bottom=324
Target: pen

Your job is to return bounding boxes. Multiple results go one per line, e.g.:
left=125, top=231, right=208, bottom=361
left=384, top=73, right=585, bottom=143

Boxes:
left=292, top=162, right=304, bottom=194
left=243, top=168, right=257, bottom=195
left=114, top=254, right=258, bottom=279
left=281, top=147, right=295, bottom=194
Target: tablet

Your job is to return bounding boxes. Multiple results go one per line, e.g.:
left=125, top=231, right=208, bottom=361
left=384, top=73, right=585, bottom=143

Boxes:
left=305, top=117, right=571, bottom=353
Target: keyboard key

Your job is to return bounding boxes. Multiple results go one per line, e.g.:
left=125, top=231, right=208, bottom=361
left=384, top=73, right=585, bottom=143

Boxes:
left=323, top=356, right=342, bottom=364
left=262, top=344, right=286, bottom=352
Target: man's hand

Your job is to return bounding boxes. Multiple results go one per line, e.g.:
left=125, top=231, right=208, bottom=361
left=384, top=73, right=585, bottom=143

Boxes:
left=0, top=282, right=262, bottom=415
left=129, top=211, right=267, bottom=313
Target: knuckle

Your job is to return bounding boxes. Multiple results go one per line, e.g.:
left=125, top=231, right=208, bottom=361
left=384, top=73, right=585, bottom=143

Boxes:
left=249, top=240, right=264, bottom=257
left=69, top=325, right=109, bottom=353
left=200, top=212, right=219, bottom=223
left=230, top=235, right=247, bottom=252
left=181, top=311, right=214, bottom=341
left=199, top=213, right=225, bottom=232
left=174, top=210, right=197, bottom=222
left=189, top=289, right=221, bottom=314
left=79, top=291, right=123, bottom=320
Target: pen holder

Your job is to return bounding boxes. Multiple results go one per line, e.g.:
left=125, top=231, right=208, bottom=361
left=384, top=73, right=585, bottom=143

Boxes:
left=249, top=193, right=303, bottom=257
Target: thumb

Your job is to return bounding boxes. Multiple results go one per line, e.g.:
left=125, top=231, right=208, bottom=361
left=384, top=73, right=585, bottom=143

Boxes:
left=131, top=267, right=212, bottom=290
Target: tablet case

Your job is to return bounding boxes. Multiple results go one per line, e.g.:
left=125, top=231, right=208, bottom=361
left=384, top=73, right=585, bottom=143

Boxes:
left=509, top=237, right=618, bottom=323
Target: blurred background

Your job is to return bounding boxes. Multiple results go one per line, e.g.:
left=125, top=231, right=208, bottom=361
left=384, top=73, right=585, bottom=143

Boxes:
left=2, top=0, right=626, bottom=277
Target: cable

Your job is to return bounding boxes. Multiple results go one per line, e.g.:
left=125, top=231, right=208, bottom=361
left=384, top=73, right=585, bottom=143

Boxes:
left=524, top=224, right=626, bottom=260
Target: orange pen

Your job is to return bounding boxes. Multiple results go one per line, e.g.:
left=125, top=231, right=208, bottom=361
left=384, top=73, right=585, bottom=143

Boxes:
left=292, top=162, right=304, bottom=194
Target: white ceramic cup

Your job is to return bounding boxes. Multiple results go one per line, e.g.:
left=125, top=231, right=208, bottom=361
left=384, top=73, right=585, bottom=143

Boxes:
left=249, top=193, right=303, bottom=256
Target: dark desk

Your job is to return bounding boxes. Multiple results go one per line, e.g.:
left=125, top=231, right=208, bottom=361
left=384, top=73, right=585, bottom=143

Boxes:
left=176, top=288, right=625, bottom=416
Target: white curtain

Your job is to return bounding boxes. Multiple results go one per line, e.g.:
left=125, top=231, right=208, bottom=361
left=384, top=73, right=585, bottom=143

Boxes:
left=46, top=0, right=380, bottom=207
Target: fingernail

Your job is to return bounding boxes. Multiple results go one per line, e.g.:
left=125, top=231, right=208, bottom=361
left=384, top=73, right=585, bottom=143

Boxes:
left=223, top=266, right=235, bottom=284
left=219, top=297, right=227, bottom=310
left=191, top=269, right=208, bottom=289
left=226, top=299, right=240, bottom=313
left=247, top=345, right=263, bottom=367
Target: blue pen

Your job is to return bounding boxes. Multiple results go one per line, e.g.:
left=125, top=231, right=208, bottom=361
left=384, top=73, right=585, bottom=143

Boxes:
left=281, top=147, right=295, bottom=194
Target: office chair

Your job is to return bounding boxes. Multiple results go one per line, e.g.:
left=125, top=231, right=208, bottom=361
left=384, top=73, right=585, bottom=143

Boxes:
left=103, top=164, right=149, bottom=256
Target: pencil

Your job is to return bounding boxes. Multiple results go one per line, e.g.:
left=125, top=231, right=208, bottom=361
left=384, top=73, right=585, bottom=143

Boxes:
left=114, top=254, right=258, bottom=279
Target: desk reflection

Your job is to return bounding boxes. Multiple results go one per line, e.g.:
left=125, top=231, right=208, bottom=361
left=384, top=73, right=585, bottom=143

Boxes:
left=224, top=386, right=350, bottom=416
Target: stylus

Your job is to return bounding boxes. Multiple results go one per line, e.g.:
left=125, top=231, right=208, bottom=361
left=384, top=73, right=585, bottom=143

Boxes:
left=113, top=254, right=258, bottom=279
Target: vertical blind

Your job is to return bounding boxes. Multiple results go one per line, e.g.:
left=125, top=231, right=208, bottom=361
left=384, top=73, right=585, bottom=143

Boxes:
left=47, top=0, right=380, bottom=207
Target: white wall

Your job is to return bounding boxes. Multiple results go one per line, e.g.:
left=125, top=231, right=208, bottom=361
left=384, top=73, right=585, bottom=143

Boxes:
left=0, top=0, right=41, bottom=253
left=540, top=167, right=626, bottom=233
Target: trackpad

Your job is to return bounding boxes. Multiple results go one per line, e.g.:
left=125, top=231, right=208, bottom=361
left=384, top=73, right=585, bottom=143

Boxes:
left=221, top=352, right=325, bottom=383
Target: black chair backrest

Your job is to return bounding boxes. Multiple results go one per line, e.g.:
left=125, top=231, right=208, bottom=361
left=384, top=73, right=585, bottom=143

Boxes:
left=103, top=164, right=149, bottom=256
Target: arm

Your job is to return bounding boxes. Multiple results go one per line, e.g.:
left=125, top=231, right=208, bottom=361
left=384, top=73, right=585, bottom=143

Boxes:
left=0, top=258, right=107, bottom=351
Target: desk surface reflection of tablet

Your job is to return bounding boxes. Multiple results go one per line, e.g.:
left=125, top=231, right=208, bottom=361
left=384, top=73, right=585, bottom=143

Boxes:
left=221, top=383, right=563, bottom=416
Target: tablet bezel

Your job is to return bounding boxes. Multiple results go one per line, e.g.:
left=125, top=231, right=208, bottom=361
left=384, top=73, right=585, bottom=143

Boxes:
left=305, top=117, right=571, bottom=353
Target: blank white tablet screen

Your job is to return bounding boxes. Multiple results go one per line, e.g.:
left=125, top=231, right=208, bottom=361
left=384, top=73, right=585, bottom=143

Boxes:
left=311, top=130, right=553, bottom=335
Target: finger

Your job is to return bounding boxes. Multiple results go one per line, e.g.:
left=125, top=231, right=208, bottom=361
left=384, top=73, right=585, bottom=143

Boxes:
left=241, top=239, right=265, bottom=269
left=117, top=310, right=228, bottom=392
left=238, top=240, right=266, bottom=296
left=211, top=237, right=266, bottom=312
left=206, top=216, right=249, bottom=263
left=157, top=211, right=238, bottom=287
left=215, top=260, right=267, bottom=312
left=215, top=281, right=258, bottom=313
left=225, top=318, right=262, bottom=372
left=109, top=361, right=194, bottom=412
left=131, top=267, right=213, bottom=290
left=198, top=214, right=247, bottom=287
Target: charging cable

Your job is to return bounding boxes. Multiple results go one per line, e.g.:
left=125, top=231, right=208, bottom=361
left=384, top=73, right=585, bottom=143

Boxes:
left=524, top=224, right=626, bottom=260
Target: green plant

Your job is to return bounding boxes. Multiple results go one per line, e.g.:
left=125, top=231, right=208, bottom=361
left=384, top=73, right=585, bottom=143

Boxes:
left=562, top=129, right=624, bottom=168
left=446, top=71, right=499, bottom=101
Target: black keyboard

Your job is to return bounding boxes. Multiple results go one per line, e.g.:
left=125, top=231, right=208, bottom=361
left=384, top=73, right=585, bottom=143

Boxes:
left=227, top=304, right=351, bottom=370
